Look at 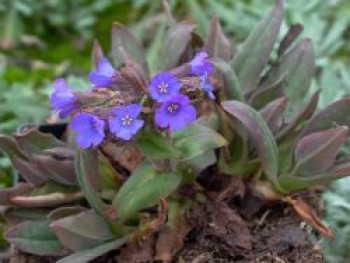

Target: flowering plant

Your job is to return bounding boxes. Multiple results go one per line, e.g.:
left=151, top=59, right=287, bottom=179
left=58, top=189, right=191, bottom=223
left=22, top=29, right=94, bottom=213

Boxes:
left=0, top=0, right=349, bottom=261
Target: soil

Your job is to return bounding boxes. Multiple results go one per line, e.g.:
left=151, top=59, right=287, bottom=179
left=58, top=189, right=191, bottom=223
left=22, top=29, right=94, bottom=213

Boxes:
left=6, top=191, right=324, bottom=263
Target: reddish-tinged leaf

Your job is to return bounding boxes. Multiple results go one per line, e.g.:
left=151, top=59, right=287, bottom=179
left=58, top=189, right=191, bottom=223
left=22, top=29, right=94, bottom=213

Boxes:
left=222, top=100, right=280, bottom=187
left=0, top=183, right=33, bottom=206
left=232, top=0, right=283, bottom=91
left=50, top=211, right=114, bottom=251
left=56, top=237, right=128, bottom=263
left=259, top=96, right=288, bottom=134
left=261, top=40, right=315, bottom=117
left=48, top=206, right=88, bottom=220
left=0, top=134, right=28, bottom=161
left=294, top=126, right=348, bottom=175
left=15, top=129, right=65, bottom=154
left=301, top=98, right=350, bottom=137
left=249, top=75, right=286, bottom=109
left=163, top=21, right=196, bottom=70
left=277, top=90, right=320, bottom=141
left=284, top=196, right=335, bottom=240
left=204, top=15, right=233, bottom=61
left=13, top=157, right=47, bottom=185
left=111, top=22, right=148, bottom=75
left=277, top=23, right=303, bottom=56
left=34, top=155, right=77, bottom=186
left=92, top=39, right=104, bottom=68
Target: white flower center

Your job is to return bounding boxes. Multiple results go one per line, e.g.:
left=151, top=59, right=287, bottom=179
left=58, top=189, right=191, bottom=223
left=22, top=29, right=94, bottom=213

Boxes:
left=121, top=115, right=133, bottom=126
left=158, top=82, right=169, bottom=94
left=167, top=103, right=179, bottom=113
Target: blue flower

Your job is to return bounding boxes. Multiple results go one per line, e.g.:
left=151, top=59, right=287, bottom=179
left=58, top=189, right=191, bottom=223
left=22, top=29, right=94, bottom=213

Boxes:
left=189, top=51, right=214, bottom=76
left=50, top=78, right=77, bottom=119
left=70, top=113, right=105, bottom=148
left=149, top=72, right=181, bottom=102
left=89, top=57, right=116, bottom=88
left=155, top=94, right=196, bottom=131
left=200, top=74, right=215, bottom=100
left=109, top=104, right=144, bottom=140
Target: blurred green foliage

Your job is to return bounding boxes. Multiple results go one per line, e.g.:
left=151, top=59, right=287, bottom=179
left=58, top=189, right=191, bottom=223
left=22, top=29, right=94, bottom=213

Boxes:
left=322, top=177, right=350, bottom=263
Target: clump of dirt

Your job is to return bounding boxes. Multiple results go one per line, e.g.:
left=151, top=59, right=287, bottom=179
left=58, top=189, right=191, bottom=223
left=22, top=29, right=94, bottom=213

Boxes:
left=178, top=191, right=324, bottom=262
left=5, top=188, right=325, bottom=263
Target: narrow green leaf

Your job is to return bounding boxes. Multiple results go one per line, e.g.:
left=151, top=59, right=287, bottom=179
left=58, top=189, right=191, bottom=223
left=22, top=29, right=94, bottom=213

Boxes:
left=172, top=123, right=227, bottom=160
left=136, top=130, right=180, bottom=159
left=213, top=58, right=243, bottom=101
left=5, top=220, right=66, bottom=256
left=232, top=0, right=284, bottom=91
left=222, top=100, right=279, bottom=186
left=113, top=163, right=180, bottom=222
left=50, top=211, right=115, bottom=251
left=56, top=237, right=128, bottom=263
left=75, top=149, right=106, bottom=218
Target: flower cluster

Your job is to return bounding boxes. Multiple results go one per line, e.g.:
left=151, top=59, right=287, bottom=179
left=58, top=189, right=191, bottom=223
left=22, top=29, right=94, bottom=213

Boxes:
left=50, top=51, right=214, bottom=148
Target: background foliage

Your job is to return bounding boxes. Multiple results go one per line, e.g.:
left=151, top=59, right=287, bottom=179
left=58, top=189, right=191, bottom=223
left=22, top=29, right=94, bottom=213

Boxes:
left=0, top=0, right=349, bottom=260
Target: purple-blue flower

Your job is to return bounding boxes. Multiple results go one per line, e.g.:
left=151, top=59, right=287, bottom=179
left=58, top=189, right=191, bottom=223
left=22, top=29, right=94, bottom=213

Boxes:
left=50, top=78, right=77, bottom=119
left=189, top=51, right=214, bottom=76
left=155, top=94, right=196, bottom=131
left=70, top=113, right=105, bottom=148
left=89, top=57, right=116, bottom=88
left=200, top=74, right=215, bottom=100
left=109, top=104, right=144, bottom=140
left=148, top=72, right=181, bottom=102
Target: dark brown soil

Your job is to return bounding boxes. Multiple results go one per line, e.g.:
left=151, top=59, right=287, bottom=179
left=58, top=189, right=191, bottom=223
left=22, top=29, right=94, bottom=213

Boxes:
left=5, top=191, right=325, bottom=263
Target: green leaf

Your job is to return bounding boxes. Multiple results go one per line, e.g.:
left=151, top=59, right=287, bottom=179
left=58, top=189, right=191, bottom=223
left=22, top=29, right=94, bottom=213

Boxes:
left=76, top=149, right=125, bottom=235
left=75, top=149, right=106, bottom=217
left=172, top=123, right=227, bottom=160
left=212, top=58, right=243, bottom=101
left=5, top=220, right=66, bottom=256
left=301, top=99, right=350, bottom=137
left=294, top=126, right=348, bottom=175
left=162, top=21, right=195, bottom=70
left=111, top=22, right=148, bottom=75
left=136, top=130, right=180, bottom=159
left=232, top=0, right=283, bottom=91
left=56, top=237, right=128, bottom=263
left=50, top=211, right=115, bottom=251
left=113, top=163, right=181, bottom=222
left=221, top=100, right=280, bottom=187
